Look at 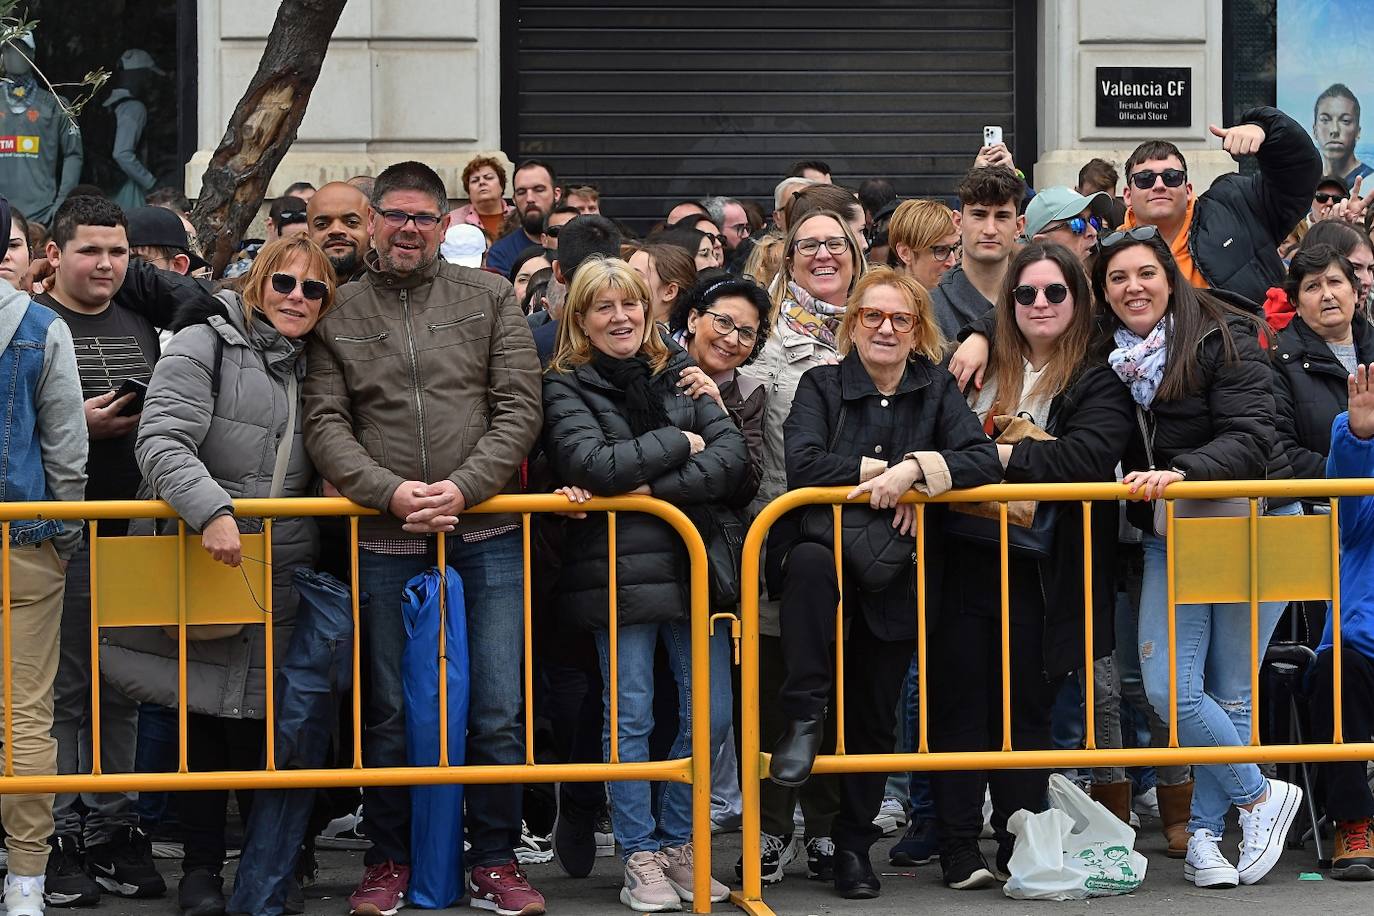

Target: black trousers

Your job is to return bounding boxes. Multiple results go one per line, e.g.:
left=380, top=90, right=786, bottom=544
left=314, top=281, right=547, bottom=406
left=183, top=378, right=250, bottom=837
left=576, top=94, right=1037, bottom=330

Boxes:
left=777, top=541, right=916, bottom=853
left=181, top=713, right=266, bottom=874
left=758, top=634, right=839, bottom=839
left=1309, top=647, right=1374, bottom=822
left=927, top=605, right=1059, bottom=842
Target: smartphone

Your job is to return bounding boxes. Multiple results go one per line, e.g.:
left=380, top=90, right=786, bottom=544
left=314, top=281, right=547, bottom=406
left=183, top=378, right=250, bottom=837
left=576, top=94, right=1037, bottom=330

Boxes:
left=114, top=378, right=148, bottom=417
left=983, top=125, right=1004, bottom=147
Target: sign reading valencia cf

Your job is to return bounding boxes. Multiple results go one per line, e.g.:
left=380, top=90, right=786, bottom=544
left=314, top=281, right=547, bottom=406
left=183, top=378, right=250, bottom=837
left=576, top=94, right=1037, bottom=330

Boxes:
left=1095, top=67, right=1192, bottom=128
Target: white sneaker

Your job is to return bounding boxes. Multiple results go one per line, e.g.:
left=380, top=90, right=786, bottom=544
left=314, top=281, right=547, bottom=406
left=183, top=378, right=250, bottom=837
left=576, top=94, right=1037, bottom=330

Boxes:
left=873, top=796, right=904, bottom=835
left=1133, top=786, right=1160, bottom=818
left=5, top=873, right=46, bottom=916
left=317, top=804, right=368, bottom=849
left=659, top=843, right=730, bottom=903
left=1237, top=778, right=1303, bottom=885
left=1184, top=829, right=1239, bottom=888
left=620, top=850, right=681, bottom=912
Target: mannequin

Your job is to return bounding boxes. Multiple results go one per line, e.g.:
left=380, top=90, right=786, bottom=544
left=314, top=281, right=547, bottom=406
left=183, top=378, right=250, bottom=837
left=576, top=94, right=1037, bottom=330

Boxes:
left=0, top=31, right=83, bottom=223
left=106, top=49, right=163, bottom=211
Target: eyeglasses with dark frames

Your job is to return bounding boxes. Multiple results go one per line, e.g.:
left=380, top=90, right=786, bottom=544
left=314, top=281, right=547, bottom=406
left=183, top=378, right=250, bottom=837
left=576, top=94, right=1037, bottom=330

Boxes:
left=378, top=209, right=442, bottom=230
left=698, top=309, right=759, bottom=345
left=1099, top=225, right=1161, bottom=248
left=929, top=242, right=961, bottom=261
left=793, top=236, right=851, bottom=257
left=1012, top=283, right=1069, bottom=306
left=1128, top=168, right=1187, bottom=190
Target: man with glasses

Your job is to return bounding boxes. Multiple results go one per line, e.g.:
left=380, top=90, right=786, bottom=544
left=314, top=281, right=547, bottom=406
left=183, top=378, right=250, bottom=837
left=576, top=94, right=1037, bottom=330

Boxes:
left=488, top=159, right=562, bottom=278
left=1021, top=186, right=1112, bottom=266
left=540, top=205, right=580, bottom=255
left=303, top=161, right=547, bottom=916
left=703, top=195, right=753, bottom=266
left=1119, top=107, right=1320, bottom=306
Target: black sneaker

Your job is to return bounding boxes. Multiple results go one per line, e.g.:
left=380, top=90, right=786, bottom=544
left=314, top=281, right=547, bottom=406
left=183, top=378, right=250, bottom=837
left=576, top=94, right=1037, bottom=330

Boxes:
left=734, top=832, right=797, bottom=885
left=86, top=826, right=167, bottom=899
left=43, top=834, right=101, bottom=907
left=889, top=815, right=939, bottom=866
left=940, top=837, right=997, bottom=890
left=805, top=835, right=835, bottom=881
left=177, top=868, right=225, bottom=916
left=553, top=796, right=597, bottom=879
left=992, top=836, right=1013, bottom=881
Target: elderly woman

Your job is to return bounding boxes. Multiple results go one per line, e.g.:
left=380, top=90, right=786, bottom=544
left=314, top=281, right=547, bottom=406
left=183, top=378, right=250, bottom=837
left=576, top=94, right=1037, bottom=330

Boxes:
left=769, top=267, right=1001, bottom=899
left=454, top=155, right=515, bottom=242
left=106, top=236, right=334, bottom=916
left=542, top=256, right=748, bottom=912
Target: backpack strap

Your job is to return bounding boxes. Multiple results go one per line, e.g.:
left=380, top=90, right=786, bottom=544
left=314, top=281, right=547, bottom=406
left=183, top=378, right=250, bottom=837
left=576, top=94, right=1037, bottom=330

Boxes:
left=210, top=333, right=225, bottom=399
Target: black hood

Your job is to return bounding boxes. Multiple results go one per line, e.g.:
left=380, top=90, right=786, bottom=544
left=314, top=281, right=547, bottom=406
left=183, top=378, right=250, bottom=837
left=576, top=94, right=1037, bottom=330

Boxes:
left=167, top=282, right=233, bottom=332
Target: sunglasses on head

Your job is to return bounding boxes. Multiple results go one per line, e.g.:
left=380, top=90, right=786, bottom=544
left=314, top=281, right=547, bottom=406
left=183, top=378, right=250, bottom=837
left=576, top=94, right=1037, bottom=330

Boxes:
left=1129, top=168, right=1187, bottom=190
left=1013, top=283, right=1069, bottom=306
left=271, top=272, right=328, bottom=301
left=1315, top=191, right=1348, bottom=204
left=1099, top=225, right=1161, bottom=249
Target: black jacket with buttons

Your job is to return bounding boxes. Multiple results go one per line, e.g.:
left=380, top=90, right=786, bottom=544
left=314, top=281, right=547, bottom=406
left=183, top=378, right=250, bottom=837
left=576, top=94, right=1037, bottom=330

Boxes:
left=770, top=351, right=1002, bottom=641
left=1271, top=313, right=1374, bottom=481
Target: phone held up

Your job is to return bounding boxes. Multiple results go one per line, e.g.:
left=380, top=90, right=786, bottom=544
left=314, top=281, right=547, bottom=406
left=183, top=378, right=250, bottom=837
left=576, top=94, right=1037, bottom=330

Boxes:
left=983, top=125, right=1003, bottom=147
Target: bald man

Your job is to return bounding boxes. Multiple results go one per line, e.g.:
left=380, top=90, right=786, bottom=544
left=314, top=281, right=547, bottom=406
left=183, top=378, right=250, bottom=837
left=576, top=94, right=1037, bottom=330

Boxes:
left=307, top=181, right=373, bottom=283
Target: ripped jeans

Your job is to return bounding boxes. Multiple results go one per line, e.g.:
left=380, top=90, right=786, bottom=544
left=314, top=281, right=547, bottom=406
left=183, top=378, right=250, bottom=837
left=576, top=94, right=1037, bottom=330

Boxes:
left=1137, top=519, right=1290, bottom=836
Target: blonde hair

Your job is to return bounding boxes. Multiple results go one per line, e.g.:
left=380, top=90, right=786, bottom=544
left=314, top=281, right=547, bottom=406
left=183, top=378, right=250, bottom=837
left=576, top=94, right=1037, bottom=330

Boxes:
left=836, top=267, right=944, bottom=362
left=886, top=199, right=956, bottom=269
left=241, top=236, right=337, bottom=325
left=741, top=231, right=785, bottom=289
left=769, top=210, right=868, bottom=321
left=550, top=257, right=671, bottom=374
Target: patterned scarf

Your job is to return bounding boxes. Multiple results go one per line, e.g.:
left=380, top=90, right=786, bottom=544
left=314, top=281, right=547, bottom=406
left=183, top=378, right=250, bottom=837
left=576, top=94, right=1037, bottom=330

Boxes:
left=1109, top=317, right=1170, bottom=408
left=782, top=281, right=845, bottom=350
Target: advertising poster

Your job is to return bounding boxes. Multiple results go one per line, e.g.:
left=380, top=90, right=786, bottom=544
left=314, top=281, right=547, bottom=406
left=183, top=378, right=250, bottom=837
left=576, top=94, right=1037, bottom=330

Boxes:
left=1277, top=0, right=1374, bottom=186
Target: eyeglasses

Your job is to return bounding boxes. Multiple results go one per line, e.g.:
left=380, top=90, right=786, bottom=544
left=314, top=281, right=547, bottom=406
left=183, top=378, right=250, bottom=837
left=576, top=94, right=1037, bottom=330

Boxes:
left=1100, top=225, right=1161, bottom=248
left=1013, top=283, right=1069, bottom=306
left=1128, top=168, right=1187, bottom=190
left=728, top=222, right=751, bottom=239
left=1315, top=191, right=1348, bottom=204
left=858, top=308, right=915, bottom=332
left=793, top=236, right=851, bottom=257
left=701, top=232, right=726, bottom=245
left=1045, top=216, right=1104, bottom=236
left=270, top=272, right=329, bottom=301
left=544, top=225, right=564, bottom=238
left=699, top=309, right=759, bottom=344
left=929, top=243, right=962, bottom=261
left=378, top=209, right=443, bottom=230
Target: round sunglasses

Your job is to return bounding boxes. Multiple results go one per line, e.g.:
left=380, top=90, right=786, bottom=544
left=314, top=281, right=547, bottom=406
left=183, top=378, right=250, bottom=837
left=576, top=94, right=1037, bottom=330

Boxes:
left=271, top=273, right=329, bottom=301
left=1013, top=283, right=1069, bottom=306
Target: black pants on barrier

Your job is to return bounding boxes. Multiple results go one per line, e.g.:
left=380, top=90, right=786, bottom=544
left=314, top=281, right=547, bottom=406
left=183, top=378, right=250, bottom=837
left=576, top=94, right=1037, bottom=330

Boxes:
left=1309, top=646, right=1374, bottom=822
left=181, top=712, right=267, bottom=874
left=759, top=634, right=839, bottom=840
left=927, top=607, right=1059, bottom=843
left=777, top=541, right=916, bottom=854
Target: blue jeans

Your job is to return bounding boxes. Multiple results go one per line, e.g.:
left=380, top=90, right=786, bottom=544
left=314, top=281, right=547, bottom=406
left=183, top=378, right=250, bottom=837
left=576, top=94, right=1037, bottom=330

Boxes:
left=357, top=533, right=526, bottom=867
left=895, top=653, right=935, bottom=819
left=595, top=619, right=724, bottom=857
left=1137, top=510, right=1293, bottom=835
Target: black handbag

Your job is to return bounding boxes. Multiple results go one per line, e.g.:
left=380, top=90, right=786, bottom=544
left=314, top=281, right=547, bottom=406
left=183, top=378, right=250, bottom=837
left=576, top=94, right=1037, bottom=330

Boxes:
left=944, top=413, right=1060, bottom=560
left=690, top=505, right=745, bottom=608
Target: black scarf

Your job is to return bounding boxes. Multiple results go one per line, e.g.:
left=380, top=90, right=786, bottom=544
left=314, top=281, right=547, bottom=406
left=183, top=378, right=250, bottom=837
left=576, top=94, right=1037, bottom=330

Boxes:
left=590, top=350, right=674, bottom=436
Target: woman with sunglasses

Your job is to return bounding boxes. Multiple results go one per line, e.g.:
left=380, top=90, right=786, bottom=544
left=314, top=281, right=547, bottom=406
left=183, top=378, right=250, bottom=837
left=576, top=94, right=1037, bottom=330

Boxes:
left=736, top=210, right=867, bottom=885
left=769, top=267, right=1000, bottom=899
left=1097, top=225, right=1302, bottom=890
left=886, top=199, right=961, bottom=293
left=931, top=244, right=1135, bottom=889
left=105, top=236, right=336, bottom=915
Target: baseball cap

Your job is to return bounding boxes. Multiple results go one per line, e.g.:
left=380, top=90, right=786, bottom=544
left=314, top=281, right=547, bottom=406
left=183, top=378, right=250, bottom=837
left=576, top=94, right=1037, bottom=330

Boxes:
left=269, top=196, right=309, bottom=229
left=126, top=206, right=210, bottom=272
left=440, top=223, right=488, bottom=268
left=118, top=49, right=166, bottom=75
left=1022, top=187, right=1112, bottom=241
left=1316, top=174, right=1351, bottom=197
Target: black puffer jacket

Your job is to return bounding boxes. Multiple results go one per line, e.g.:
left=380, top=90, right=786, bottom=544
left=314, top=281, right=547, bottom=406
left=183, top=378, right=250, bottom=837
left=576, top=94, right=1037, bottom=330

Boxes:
left=772, top=351, right=1002, bottom=641
left=1271, top=313, right=1374, bottom=480
left=947, top=365, right=1134, bottom=677
left=1185, top=106, right=1322, bottom=305
left=1122, top=315, right=1281, bottom=530
left=541, top=345, right=749, bottom=630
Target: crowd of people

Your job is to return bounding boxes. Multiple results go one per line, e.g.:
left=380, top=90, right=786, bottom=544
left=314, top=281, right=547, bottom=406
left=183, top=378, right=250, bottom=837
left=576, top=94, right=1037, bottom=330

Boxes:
left=2, top=97, right=1374, bottom=916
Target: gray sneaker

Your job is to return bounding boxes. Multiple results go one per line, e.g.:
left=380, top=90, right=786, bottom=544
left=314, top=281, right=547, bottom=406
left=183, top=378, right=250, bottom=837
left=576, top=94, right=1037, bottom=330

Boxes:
left=659, top=843, right=729, bottom=903
left=620, top=851, right=681, bottom=912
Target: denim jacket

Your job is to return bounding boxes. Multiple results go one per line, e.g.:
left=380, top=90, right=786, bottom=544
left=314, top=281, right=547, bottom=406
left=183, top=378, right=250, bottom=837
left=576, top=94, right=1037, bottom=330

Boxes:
left=0, top=283, right=87, bottom=558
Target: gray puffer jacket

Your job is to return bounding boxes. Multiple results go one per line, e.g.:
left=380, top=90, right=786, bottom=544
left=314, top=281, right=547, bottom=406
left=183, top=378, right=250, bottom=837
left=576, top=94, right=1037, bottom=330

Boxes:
left=103, top=291, right=319, bottom=719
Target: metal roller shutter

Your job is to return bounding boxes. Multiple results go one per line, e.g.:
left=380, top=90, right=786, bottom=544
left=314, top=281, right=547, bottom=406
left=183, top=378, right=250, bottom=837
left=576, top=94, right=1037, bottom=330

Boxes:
left=504, top=0, right=1024, bottom=231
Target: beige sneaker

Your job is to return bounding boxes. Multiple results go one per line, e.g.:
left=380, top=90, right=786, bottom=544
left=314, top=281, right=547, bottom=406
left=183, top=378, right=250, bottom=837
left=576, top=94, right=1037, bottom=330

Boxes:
left=620, top=850, right=681, bottom=912
left=659, top=844, right=730, bottom=903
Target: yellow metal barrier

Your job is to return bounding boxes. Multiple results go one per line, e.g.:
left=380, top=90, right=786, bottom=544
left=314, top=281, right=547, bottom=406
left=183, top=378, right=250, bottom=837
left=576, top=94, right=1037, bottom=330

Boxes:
left=0, top=494, right=721, bottom=913
left=735, top=480, right=1374, bottom=916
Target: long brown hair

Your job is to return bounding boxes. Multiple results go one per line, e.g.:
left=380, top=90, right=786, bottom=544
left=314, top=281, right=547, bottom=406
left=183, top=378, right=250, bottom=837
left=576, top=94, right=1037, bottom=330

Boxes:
left=550, top=256, right=671, bottom=374
left=987, top=243, right=1096, bottom=418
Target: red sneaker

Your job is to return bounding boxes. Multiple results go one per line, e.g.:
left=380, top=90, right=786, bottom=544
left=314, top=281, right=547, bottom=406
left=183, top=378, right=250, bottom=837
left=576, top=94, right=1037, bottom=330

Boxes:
left=349, top=861, right=410, bottom=916
left=469, top=861, right=546, bottom=916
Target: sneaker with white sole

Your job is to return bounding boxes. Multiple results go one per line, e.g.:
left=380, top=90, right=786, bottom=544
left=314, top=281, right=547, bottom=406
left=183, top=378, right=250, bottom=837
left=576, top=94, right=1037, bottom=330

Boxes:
left=1184, top=829, right=1239, bottom=889
left=1237, top=778, right=1302, bottom=885
left=873, top=796, right=904, bottom=835
left=734, top=832, right=796, bottom=885
left=319, top=805, right=369, bottom=850
left=596, top=812, right=616, bottom=858
left=515, top=821, right=554, bottom=865
left=1133, top=786, right=1160, bottom=818
left=620, top=851, right=681, bottom=912
left=6, top=873, right=47, bottom=916
left=659, top=844, right=729, bottom=903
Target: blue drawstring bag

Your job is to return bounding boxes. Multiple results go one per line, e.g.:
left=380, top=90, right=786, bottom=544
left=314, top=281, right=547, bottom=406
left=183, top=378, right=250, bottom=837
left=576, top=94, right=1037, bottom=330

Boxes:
left=402, top=565, right=469, bottom=909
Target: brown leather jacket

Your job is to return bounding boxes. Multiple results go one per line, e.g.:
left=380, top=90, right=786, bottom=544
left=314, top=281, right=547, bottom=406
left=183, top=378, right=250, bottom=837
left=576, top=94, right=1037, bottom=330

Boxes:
left=303, top=251, right=543, bottom=540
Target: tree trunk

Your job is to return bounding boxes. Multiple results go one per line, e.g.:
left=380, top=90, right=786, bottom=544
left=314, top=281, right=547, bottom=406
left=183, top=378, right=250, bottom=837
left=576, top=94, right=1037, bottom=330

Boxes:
left=190, top=0, right=347, bottom=277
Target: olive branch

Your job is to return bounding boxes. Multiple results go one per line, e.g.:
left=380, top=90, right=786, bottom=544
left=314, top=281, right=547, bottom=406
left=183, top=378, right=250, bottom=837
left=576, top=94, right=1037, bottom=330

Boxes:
left=0, top=3, right=111, bottom=122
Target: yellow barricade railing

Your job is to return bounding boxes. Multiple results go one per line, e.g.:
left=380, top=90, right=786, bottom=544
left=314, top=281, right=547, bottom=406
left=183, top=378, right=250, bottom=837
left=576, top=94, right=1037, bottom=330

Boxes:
left=735, top=480, right=1374, bottom=916
left=0, top=494, right=721, bottom=913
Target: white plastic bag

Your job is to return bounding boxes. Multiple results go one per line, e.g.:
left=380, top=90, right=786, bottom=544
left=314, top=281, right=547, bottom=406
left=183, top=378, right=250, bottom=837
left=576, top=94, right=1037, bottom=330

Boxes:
left=1003, top=773, right=1147, bottom=900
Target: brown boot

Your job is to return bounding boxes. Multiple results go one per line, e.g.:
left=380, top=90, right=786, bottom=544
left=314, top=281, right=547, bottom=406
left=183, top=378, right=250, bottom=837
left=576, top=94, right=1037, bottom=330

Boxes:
left=1156, top=780, right=1194, bottom=859
left=1089, top=781, right=1134, bottom=826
